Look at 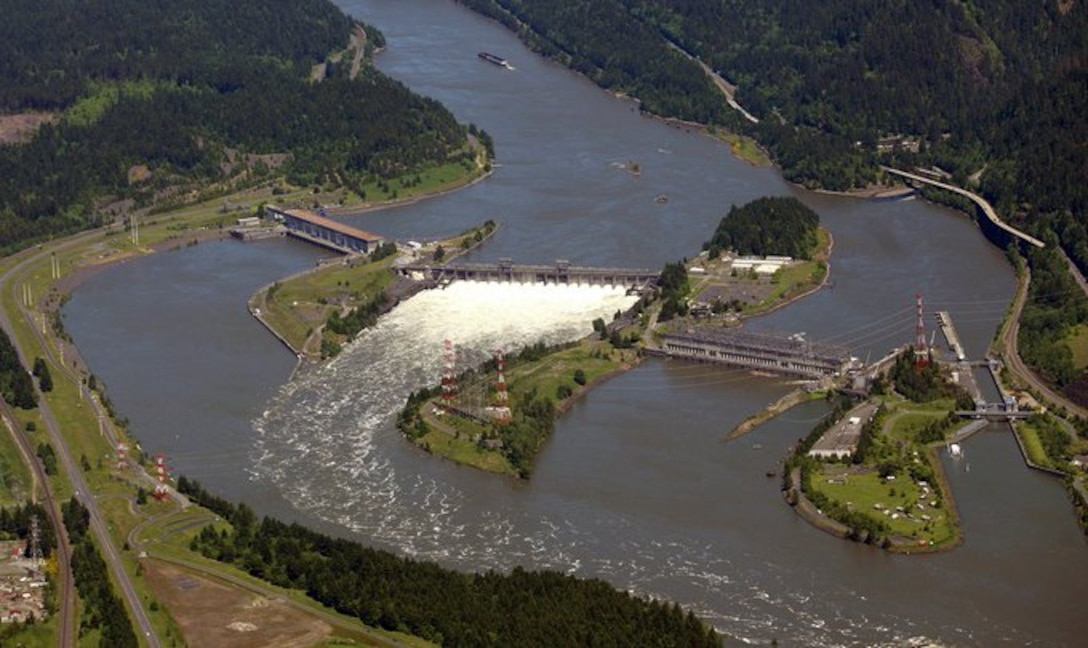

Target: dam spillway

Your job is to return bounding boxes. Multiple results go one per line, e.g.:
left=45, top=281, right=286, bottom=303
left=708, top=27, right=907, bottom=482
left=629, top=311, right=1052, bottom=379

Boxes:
left=396, top=259, right=659, bottom=290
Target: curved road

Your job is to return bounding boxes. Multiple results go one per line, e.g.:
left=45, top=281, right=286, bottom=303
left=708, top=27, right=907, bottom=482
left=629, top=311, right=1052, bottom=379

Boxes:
left=1000, top=267, right=1088, bottom=419
left=881, top=166, right=1045, bottom=249
left=0, top=229, right=163, bottom=647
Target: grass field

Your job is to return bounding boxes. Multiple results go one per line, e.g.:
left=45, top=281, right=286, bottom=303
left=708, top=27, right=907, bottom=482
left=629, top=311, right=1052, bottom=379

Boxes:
left=811, top=464, right=956, bottom=547
left=1064, top=324, right=1088, bottom=370
left=1014, top=423, right=1054, bottom=469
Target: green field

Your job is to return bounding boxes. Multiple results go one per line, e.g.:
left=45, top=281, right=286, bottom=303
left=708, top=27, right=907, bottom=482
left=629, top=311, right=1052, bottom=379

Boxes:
left=1064, top=324, right=1088, bottom=370
left=810, top=464, right=956, bottom=548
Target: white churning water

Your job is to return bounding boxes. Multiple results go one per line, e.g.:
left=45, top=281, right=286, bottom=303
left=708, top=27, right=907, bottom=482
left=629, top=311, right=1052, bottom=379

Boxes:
left=251, top=280, right=637, bottom=551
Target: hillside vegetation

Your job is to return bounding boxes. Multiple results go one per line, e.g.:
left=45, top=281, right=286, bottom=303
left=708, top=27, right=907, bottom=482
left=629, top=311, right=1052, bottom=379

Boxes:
left=457, top=0, right=1088, bottom=404
left=703, top=196, right=819, bottom=260
left=0, top=0, right=472, bottom=252
left=459, top=0, right=1086, bottom=213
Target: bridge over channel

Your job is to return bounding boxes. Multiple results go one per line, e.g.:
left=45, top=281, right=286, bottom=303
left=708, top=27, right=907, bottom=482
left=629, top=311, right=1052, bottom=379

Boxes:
left=395, top=258, right=659, bottom=290
left=881, top=167, right=1044, bottom=249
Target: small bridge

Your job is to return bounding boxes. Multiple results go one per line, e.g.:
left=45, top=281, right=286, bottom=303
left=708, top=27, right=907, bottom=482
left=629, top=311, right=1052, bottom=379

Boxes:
left=881, top=167, right=1045, bottom=249
left=955, top=406, right=1033, bottom=421
left=396, top=258, right=659, bottom=290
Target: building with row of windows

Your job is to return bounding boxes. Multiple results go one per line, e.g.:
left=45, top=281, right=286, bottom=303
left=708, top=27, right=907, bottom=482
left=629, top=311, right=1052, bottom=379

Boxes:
left=266, top=205, right=383, bottom=255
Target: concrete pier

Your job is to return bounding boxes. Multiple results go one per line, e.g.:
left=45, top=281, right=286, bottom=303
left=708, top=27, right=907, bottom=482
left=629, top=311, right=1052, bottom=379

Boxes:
left=935, top=311, right=966, bottom=362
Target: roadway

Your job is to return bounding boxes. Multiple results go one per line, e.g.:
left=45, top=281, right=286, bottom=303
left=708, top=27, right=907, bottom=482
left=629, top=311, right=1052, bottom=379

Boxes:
left=1000, top=267, right=1088, bottom=420
left=881, top=166, right=1045, bottom=249
left=0, top=228, right=163, bottom=646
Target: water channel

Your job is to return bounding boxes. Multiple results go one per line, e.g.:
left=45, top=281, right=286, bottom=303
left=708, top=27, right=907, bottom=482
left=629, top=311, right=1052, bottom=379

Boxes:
left=62, top=0, right=1088, bottom=645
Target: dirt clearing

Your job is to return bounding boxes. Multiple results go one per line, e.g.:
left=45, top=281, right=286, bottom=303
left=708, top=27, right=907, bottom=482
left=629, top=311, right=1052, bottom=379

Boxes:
left=143, top=560, right=333, bottom=647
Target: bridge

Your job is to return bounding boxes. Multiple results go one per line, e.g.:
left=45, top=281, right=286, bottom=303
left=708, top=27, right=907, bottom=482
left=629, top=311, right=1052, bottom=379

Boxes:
left=955, top=407, right=1033, bottom=421
left=395, top=258, right=659, bottom=290
left=881, top=167, right=1044, bottom=249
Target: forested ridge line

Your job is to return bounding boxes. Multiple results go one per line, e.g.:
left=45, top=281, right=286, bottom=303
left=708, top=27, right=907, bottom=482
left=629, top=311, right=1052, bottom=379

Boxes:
left=456, top=0, right=1088, bottom=407
left=456, top=0, right=1086, bottom=251
left=0, top=0, right=470, bottom=253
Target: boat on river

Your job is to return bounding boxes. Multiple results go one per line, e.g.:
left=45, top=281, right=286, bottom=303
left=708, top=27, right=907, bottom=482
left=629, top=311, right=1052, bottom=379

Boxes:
left=478, top=51, right=512, bottom=69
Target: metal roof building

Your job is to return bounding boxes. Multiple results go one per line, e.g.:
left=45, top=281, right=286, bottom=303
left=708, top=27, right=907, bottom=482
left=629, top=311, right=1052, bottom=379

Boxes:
left=267, top=205, right=384, bottom=255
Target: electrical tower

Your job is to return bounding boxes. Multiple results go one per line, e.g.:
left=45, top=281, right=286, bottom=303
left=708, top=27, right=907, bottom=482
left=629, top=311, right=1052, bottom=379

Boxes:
left=116, top=442, right=129, bottom=470
left=153, top=454, right=170, bottom=501
left=440, top=339, right=458, bottom=409
left=493, top=348, right=512, bottom=424
left=28, top=515, right=42, bottom=571
left=915, top=294, right=930, bottom=367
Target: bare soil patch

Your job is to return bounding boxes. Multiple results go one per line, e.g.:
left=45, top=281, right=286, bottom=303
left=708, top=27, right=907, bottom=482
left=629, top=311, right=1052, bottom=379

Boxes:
left=143, top=559, right=333, bottom=648
left=0, top=112, right=56, bottom=144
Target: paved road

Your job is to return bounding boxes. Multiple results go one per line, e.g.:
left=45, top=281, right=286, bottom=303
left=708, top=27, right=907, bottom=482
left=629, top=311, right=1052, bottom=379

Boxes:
left=0, top=229, right=163, bottom=647
left=882, top=166, right=1045, bottom=249
left=1000, top=268, right=1088, bottom=419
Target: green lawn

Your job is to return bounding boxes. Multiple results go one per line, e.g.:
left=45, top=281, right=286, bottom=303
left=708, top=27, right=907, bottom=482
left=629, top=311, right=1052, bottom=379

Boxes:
left=811, top=465, right=956, bottom=547
left=1014, top=423, right=1054, bottom=469
left=1064, top=324, right=1088, bottom=370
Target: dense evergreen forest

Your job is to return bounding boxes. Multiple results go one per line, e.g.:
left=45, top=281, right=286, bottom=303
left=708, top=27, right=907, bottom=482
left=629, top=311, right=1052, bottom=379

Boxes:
left=457, top=0, right=1088, bottom=404
left=457, top=0, right=1087, bottom=219
left=0, top=327, right=37, bottom=409
left=179, top=477, right=722, bottom=647
left=0, top=0, right=470, bottom=252
left=703, top=196, right=819, bottom=260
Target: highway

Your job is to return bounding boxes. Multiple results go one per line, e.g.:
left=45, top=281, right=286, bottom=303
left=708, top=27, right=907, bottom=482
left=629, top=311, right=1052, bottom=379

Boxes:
left=881, top=166, right=1045, bottom=249
left=1000, top=267, right=1088, bottom=419
left=0, top=229, right=163, bottom=646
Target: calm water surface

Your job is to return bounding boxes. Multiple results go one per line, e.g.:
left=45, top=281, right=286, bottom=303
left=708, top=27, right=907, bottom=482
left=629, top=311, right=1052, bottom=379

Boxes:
left=63, top=1, right=1088, bottom=645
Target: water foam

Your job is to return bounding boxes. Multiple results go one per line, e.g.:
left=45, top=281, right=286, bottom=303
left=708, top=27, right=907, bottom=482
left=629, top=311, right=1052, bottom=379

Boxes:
left=249, top=280, right=967, bottom=646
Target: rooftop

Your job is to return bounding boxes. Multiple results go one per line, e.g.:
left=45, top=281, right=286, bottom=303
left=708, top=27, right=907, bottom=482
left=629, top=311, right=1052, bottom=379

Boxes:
left=282, top=208, right=383, bottom=242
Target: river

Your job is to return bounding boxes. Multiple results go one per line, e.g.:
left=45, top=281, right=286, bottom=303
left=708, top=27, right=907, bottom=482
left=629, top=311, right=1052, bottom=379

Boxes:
left=62, top=0, right=1088, bottom=645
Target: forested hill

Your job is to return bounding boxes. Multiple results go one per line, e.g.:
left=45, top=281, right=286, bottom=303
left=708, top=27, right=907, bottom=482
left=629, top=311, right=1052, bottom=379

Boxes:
left=457, top=1, right=1087, bottom=247
left=704, top=197, right=819, bottom=261
left=0, top=0, right=466, bottom=252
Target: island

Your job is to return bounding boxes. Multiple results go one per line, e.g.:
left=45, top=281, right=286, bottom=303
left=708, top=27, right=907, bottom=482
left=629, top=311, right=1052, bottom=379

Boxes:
left=395, top=196, right=832, bottom=479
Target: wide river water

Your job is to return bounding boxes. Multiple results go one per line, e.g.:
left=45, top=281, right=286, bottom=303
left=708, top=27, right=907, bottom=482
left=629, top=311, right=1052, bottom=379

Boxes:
left=63, top=1, right=1088, bottom=645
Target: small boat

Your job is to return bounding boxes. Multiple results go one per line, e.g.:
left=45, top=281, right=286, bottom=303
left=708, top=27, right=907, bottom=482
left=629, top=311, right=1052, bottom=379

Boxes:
left=478, top=52, right=511, bottom=69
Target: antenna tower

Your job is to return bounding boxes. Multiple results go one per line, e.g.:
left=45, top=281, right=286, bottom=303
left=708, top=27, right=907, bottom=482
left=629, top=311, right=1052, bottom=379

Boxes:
left=915, top=294, right=929, bottom=367
left=493, top=349, right=512, bottom=424
left=441, top=339, right=458, bottom=409
left=153, top=454, right=170, bottom=501
left=28, top=515, right=43, bottom=570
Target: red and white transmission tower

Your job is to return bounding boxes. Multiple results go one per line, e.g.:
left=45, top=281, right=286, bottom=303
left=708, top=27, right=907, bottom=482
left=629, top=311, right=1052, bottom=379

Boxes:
left=914, top=294, right=930, bottom=367
left=493, top=348, right=512, bottom=424
left=153, top=454, right=170, bottom=501
left=116, top=442, right=128, bottom=470
left=441, top=339, right=458, bottom=409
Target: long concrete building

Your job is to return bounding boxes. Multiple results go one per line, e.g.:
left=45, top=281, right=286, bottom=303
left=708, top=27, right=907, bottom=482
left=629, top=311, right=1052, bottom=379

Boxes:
left=266, top=205, right=383, bottom=255
left=658, top=328, right=852, bottom=378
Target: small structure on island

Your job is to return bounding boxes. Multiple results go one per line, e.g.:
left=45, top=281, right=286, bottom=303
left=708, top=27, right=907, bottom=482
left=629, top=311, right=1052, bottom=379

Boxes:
left=153, top=454, right=171, bottom=501
left=489, top=348, right=512, bottom=424
left=731, top=255, right=793, bottom=276
left=440, top=339, right=458, bottom=410
left=807, top=405, right=877, bottom=460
